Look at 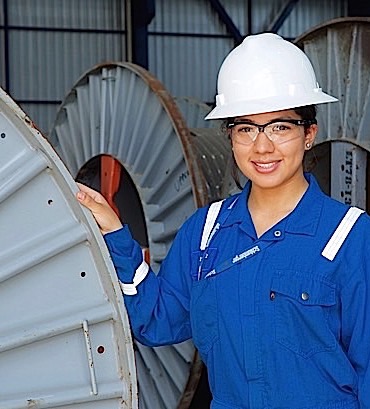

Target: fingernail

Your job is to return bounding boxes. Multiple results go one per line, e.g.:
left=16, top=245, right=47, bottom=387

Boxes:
left=77, top=192, right=85, bottom=200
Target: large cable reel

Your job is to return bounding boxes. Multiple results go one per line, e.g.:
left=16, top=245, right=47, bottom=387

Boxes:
left=48, top=63, right=229, bottom=409
left=295, top=18, right=370, bottom=210
left=0, top=87, right=137, bottom=408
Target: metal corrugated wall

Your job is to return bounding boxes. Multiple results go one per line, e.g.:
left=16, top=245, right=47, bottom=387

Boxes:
left=0, top=0, right=126, bottom=134
left=0, top=0, right=348, bottom=136
left=275, top=0, right=347, bottom=37
left=148, top=0, right=348, bottom=108
left=148, top=0, right=234, bottom=105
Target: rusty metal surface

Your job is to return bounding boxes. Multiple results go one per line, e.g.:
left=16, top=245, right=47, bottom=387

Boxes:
left=296, top=18, right=370, bottom=211
left=295, top=17, right=370, bottom=150
left=189, top=127, right=231, bottom=202
left=121, top=62, right=210, bottom=209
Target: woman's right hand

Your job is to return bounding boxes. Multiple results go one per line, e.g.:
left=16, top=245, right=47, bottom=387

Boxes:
left=76, top=182, right=123, bottom=235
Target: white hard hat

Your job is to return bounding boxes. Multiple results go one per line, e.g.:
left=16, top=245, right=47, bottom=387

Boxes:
left=205, top=32, right=337, bottom=120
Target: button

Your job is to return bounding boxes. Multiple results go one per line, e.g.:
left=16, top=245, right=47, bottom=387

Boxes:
left=301, top=292, right=309, bottom=301
left=270, top=291, right=276, bottom=301
left=274, top=230, right=282, bottom=237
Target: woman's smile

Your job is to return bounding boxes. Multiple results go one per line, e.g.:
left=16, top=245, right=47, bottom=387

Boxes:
left=252, top=160, right=281, bottom=172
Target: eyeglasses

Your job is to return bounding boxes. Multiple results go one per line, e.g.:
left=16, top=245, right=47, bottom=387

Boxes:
left=227, top=118, right=317, bottom=145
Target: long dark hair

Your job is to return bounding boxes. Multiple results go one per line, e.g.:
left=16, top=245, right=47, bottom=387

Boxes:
left=228, top=105, right=317, bottom=190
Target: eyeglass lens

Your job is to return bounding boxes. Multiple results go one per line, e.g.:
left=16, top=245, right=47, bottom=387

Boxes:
left=230, top=120, right=307, bottom=145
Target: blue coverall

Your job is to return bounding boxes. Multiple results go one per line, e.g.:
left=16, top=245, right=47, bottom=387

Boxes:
left=105, top=173, right=370, bottom=409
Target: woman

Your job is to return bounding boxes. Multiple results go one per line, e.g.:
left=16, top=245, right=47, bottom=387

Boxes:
left=77, top=33, right=370, bottom=408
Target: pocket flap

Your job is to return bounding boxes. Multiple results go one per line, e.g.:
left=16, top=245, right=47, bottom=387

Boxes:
left=271, top=273, right=336, bottom=306
left=191, top=247, right=218, bottom=280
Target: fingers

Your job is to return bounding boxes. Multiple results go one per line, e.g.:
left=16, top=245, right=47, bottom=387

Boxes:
left=76, top=190, right=102, bottom=214
left=75, top=182, right=123, bottom=235
left=76, top=182, right=97, bottom=195
left=76, top=182, right=107, bottom=204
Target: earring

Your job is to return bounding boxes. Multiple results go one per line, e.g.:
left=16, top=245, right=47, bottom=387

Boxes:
left=305, top=142, right=311, bottom=150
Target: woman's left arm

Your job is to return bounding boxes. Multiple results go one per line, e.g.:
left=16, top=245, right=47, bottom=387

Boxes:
left=341, top=223, right=370, bottom=408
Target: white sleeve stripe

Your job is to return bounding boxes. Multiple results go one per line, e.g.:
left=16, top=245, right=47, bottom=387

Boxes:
left=200, top=200, right=224, bottom=251
left=322, top=207, right=364, bottom=261
left=133, top=261, right=149, bottom=286
left=120, top=282, right=137, bottom=295
left=120, top=260, right=150, bottom=295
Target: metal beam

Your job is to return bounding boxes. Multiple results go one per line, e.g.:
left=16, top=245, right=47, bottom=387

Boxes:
left=348, top=0, right=370, bottom=16
left=208, top=0, right=243, bottom=44
left=267, top=0, right=300, bottom=33
left=127, top=0, right=155, bottom=68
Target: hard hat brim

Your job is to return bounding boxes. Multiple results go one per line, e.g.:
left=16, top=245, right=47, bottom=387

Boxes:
left=205, top=92, right=338, bottom=120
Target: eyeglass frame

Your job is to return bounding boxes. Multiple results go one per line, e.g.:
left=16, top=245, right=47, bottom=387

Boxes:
left=227, top=118, right=317, bottom=144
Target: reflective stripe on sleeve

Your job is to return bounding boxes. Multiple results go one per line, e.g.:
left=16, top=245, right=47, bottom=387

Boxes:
left=321, top=207, right=364, bottom=261
left=200, top=200, right=224, bottom=251
left=120, top=260, right=150, bottom=295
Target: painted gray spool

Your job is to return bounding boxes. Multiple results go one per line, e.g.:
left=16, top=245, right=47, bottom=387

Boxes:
left=48, top=63, right=229, bottom=409
left=0, top=87, right=137, bottom=408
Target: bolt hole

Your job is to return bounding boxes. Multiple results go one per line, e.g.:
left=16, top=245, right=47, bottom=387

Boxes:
left=0, top=133, right=5, bottom=139
left=47, top=199, right=53, bottom=205
left=97, top=345, right=105, bottom=354
left=80, top=271, right=86, bottom=278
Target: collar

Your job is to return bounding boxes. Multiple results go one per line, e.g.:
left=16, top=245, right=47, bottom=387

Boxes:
left=222, top=173, right=324, bottom=237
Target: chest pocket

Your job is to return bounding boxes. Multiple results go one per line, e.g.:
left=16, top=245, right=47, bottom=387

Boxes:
left=271, top=271, right=337, bottom=359
left=190, top=278, right=218, bottom=358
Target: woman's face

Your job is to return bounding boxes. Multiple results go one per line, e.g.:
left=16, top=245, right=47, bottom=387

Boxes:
left=230, top=109, right=317, bottom=191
